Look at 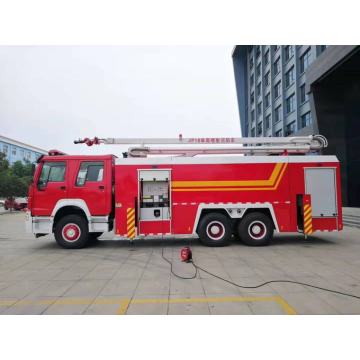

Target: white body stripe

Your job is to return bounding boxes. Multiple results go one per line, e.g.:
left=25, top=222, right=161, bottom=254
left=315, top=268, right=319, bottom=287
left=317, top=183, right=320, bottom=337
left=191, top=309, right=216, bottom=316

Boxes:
left=26, top=199, right=109, bottom=235
left=191, top=202, right=280, bottom=234
left=116, top=155, right=338, bottom=166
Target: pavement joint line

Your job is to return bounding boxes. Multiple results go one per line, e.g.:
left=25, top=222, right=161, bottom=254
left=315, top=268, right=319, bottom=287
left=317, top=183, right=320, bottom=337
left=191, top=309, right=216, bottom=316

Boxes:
left=0, top=295, right=297, bottom=315
left=116, top=299, right=131, bottom=315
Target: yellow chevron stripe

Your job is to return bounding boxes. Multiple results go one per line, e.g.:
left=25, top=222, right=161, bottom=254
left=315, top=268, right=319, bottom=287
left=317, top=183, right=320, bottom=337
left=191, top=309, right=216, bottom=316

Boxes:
left=304, top=208, right=312, bottom=218
left=304, top=224, right=313, bottom=233
left=304, top=216, right=312, bottom=223
left=127, top=214, right=135, bottom=225
left=304, top=218, right=312, bottom=228
left=172, top=163, right=288, bottom=192
left=127, top=228, right=136, bottom=238
left=304, top=204, right=310, bottom=211
left=304, top=213, right=312, bottom=221
left=127, top=208, right=135, bottom=215
left=127, top=227, right=135, bottom=235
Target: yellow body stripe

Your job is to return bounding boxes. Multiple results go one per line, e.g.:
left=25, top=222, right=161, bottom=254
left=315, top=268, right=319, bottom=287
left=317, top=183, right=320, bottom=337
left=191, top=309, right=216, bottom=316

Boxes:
left=172, top=163, right=288, bottom=192
left=172, top=163, right=283, bottom=188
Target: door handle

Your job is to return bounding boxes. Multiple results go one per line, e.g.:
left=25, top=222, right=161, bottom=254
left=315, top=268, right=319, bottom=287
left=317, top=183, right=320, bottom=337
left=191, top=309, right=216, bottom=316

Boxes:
left=60, top=186, right=66, bottom=190
left=99, top=185, right=105, bottom=190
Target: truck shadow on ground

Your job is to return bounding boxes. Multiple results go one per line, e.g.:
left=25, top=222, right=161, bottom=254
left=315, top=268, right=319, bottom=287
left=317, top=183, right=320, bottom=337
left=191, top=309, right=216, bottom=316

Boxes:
left=34, top=233, right=335, bottom=251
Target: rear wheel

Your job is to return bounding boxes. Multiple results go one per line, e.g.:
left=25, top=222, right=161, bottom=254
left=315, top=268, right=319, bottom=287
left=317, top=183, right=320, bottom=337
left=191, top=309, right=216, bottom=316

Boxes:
left=237, top=212, right=274, bottom=246
left=197, top=213, right=232, bottom=247
left=54, top=214, right=89, bottom=249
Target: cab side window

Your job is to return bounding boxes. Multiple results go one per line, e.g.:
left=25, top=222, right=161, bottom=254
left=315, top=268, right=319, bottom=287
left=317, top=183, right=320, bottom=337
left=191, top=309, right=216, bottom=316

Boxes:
left=38, top=162, right=66, bottom=187
left=76, top=161, right=104, bottom=186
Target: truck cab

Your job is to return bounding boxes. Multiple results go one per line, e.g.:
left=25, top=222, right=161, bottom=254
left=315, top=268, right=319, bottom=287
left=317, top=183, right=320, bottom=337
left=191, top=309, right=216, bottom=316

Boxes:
left=26, top=152, right=115, bottom=248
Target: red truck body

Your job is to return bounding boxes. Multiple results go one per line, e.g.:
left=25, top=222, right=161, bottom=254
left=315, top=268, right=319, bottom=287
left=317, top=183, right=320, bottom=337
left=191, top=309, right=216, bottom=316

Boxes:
left=26, top=152, right=343, bottom=248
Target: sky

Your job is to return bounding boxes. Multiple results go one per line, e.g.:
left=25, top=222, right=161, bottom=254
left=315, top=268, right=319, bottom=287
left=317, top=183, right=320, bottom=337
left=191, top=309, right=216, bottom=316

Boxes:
left=0, top=46, right=240, bottom=155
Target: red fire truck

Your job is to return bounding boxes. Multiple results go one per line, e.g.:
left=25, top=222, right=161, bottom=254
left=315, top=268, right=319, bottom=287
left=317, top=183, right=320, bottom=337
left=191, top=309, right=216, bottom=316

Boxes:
left=25, top=135, right=343, bottom=249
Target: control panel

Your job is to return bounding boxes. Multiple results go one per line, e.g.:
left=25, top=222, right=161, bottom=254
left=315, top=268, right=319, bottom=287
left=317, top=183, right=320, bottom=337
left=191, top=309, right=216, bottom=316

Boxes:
left=139, top=170, right=171, bottom=221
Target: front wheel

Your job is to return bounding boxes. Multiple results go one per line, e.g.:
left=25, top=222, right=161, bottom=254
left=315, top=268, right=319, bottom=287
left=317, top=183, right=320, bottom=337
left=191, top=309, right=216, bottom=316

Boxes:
left=197, top=213, right=232, bottom=247
left=237, top=212, right=274, bottom=246
left=54, top=214, right=89, bottom=249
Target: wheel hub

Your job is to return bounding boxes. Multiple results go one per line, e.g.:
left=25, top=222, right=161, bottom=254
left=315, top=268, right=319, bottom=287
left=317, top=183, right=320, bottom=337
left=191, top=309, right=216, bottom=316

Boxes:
left=248, top=221, right=266, bottom=240
left=206, top=221, right=225, bottom=240
left=62, top=223, right=81, bottom=242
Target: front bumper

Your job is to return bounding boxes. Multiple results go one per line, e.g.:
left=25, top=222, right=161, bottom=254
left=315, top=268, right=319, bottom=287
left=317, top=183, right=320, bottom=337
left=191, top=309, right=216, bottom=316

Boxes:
left=25, top=211, right=52, bottom=235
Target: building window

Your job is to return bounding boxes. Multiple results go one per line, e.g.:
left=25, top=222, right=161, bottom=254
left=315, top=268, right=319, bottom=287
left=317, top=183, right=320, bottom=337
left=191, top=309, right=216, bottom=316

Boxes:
left=250, top=91, right=255, bottom=105
left=250, top=57, right=254, bottom=69
left=26, top=152, right=31, bottom=160
left=256, top=46, right=261, bottom=58
left=251, top=127, right=255, bottom=137
left=274, top=57, right=280, bottom=75
left=275, top=105, right=282, bottom=123
left=257, top=122, right=263, bottom=136
left=3, top=144, right=9, bottom=155
left=284, top=45, right=294, bottom=61
left=285, top=66, right=295, bottom=88
left=286, top=121, right=296, bottom=136
left=256, top=63, right=261, bottom=77
left=265, top=114, right=271, bottom=129
left=265, top=92, right=270, bottom=108
left=250, top=74, right=254, bottom=87
left=264, top=71, right=270, bottom=86
left=275, top=129, right=283, bottom=137
left=273, top=45, right=280, bottom=52
left=301, top=111, right=312, bottom=128
left=12, top=147, right=17, bottom=156
left=257, top=102, right=262, bottom=115
left=20, top=149, right=25, bottom=159
left=251, top=110, right=255, bottom=122
left=256, top=82, right=262, bottom=97
left=274, top=81, right=281, bottom=99
left=300, top=48, right=311, bottom=73
left=317, top=45, right=327, bottom=55
left=264, top=49, right=270, bottom=65
left=300, top=83, right=308, bottom=103
left=286, top=93, right=295, bottom=114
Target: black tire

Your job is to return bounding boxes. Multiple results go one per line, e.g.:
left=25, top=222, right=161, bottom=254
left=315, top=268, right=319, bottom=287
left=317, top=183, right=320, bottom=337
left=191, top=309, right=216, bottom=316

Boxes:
left=237, top=212, right=274, bottom=246
left=197, top=212, right=232, bottom=247
left=54, top=214, right=89, bottom=249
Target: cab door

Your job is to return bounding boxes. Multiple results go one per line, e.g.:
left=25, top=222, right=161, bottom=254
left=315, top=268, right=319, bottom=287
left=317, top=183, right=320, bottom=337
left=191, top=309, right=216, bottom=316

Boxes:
left=70, top=160, right=110, bottom=215
left=32, top=161, right=68, bottom=216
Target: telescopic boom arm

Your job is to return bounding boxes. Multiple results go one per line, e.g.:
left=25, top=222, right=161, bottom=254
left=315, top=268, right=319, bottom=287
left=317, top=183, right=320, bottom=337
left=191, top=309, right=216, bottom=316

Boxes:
left=74, top=134, right=328, bottom=157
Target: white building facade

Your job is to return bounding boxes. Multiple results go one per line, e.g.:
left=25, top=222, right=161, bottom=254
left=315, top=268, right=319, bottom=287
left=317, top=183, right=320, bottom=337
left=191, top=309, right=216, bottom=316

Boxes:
left=0, top=134, right=47, bottom=165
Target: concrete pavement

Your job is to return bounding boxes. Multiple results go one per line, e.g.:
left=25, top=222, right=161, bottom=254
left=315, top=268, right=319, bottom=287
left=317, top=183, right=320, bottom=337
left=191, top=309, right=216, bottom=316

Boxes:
left=1, top=212, right=360, bottom=314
